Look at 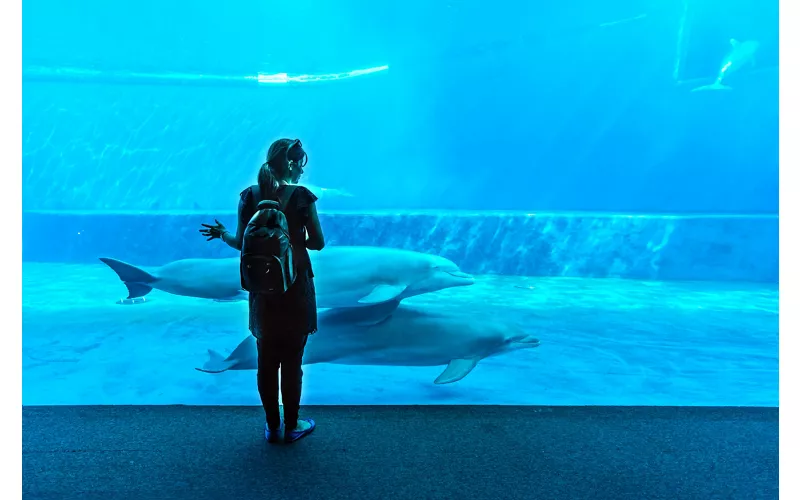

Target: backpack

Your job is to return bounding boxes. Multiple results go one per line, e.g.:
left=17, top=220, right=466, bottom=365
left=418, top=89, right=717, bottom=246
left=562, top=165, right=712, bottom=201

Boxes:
left=240, top=185, right=297, bottom=296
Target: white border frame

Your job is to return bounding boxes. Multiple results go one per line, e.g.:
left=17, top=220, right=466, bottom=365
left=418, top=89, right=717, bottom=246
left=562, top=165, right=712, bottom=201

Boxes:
left=6, top=1, right=793, bottom=498
left=2, top=0, right=22, bottom=496
left=779, top=0, right=796, bottom=498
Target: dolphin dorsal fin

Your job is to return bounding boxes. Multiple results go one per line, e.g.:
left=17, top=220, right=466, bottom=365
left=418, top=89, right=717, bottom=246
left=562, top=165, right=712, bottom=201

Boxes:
left=353, top=300, right=401, bottom=326
left=321, top=300, right=401, bottom=327
left=730, top=38, right=740, bottom=48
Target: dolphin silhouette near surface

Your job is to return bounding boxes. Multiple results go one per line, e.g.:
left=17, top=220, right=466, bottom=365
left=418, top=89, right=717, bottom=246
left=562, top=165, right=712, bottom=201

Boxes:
left=691, top=38, right=760, bottom=92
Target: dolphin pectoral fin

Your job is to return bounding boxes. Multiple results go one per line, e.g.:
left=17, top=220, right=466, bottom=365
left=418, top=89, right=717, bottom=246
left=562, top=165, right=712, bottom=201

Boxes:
left=358, top=284, right=408, bottom=304
left=434, top=357, right=481, bottom=384
left=730, top=38, right=740, bottom=48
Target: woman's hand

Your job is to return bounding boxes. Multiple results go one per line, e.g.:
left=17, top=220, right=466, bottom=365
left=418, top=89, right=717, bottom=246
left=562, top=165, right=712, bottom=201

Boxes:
left=199, top=219, right=228, bottom=241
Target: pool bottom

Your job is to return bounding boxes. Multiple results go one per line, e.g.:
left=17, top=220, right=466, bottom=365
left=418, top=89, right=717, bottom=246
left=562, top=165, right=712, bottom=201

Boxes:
left=22, top=262, right=778, bottom=406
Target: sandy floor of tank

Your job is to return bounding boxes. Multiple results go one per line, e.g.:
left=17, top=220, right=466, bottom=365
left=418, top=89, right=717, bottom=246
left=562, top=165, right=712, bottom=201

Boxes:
left=22, top=262, right=778, bottom=406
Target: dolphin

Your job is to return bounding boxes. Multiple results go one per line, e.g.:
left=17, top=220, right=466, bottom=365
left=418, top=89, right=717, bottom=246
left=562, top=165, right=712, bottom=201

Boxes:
left=195, top=301, right=541, bottom=384
left=691, top=39, right=760, bottom=92
left=99, top=246, right=474, bottom=306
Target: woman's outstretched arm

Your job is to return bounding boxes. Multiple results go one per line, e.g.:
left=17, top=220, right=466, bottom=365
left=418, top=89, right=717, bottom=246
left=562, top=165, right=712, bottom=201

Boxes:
left=221, top=197, right=249, bottom=251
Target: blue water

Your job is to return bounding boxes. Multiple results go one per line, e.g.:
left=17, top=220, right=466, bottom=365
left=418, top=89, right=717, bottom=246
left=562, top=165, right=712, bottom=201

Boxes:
left=22, top=0, right=778, bottom=406
left=22, top=262, right=777, bottom=406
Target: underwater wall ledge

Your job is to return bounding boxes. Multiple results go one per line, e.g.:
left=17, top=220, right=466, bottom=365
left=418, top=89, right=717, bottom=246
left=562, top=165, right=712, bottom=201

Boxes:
left=24, top=211, right=777, bottom=283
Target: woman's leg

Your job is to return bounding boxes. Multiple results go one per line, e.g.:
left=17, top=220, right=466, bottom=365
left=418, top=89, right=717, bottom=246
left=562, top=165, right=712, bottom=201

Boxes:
left=256, top=338, right=282, bottom=430
left=279, top=334, right=309, bottom=430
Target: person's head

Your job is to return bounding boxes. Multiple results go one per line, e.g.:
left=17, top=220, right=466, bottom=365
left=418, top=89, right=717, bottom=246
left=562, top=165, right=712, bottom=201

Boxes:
left=258, top=138, right=308, bottom=197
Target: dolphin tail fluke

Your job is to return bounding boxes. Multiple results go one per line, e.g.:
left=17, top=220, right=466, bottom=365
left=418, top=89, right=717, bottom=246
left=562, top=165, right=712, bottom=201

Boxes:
left=195, top=349, right=237, bottom=373
left=691, top=81, right=733, bottom=92
left=99, top=257, right=156, bottom=299
left=196, top=336, right=258, bottom=374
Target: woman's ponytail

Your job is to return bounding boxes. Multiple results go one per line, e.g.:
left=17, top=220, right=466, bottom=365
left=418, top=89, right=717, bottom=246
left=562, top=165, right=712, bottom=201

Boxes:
left=257, top=162, right=279, bottom=201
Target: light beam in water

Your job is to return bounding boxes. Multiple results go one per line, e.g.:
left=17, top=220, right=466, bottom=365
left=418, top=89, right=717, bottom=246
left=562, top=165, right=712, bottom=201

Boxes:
left=23, top=64, right=390, bottom=88
left=256, top=65, right=389, bottom=84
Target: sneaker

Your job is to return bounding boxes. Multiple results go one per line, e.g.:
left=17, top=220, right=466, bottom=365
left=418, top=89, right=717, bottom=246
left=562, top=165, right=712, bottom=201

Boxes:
left=284, top=418, right=315, bottom=444
left=265, top=423, right=283, bottom=444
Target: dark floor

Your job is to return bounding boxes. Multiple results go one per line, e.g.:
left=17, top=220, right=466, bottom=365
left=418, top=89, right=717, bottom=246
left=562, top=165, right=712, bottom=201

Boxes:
left=22, top=406, right=778, bottom=500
